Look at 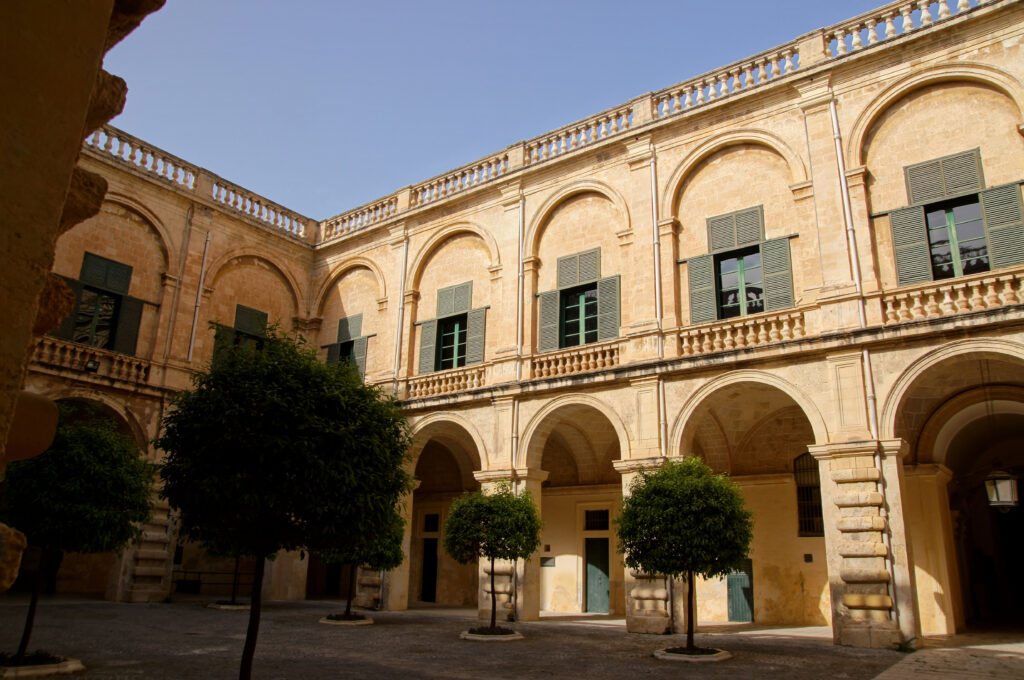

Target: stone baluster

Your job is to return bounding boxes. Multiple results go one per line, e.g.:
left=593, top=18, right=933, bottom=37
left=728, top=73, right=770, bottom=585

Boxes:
left=957, top=0, right=969, bottom=10
left=919, top=0, right=933, bottom=26
left=781, top=316, right=793, bottom=340
left=744, top=63, right=755, bottom=88
left=757, top=58, right=768, bottom=82
left=901, top=4, right=915, bottom=31
left=884, top=12, right=897, bottom=39
left=852, top=24, right=864, bottom=51
left=834, top=28, right=848, bottom=56
left=938, top=0, right=951, bottom=19
left=969, top=281, right=985, bottom=309
left=745, top=321, right=758, bottom=346
left=867, top=20, right=879, bottom=45
left=925, top=291, right=940, bottom=316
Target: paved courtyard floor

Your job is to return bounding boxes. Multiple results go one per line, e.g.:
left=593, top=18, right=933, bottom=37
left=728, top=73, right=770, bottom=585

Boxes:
left=0, top=597, right=1020, bottom=679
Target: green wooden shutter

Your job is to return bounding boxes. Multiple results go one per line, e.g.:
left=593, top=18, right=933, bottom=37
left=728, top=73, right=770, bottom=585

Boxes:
left=326, top=343, right=341, bottom=364
left=465, top=308, right=486, bottom=365
left=736, top=206, right=764, bottom=247
left=80, top=252, right=132, bottom=294
left=761, top=238, right=794, bottom=312
left=436, top=286, right=455, bottom=317
left=904, top=159, right=945, bottom=205
left=596, top=276, right=620, bottom=341
left=337, top=313, right=362, bottom=342
left=234, top=305, right=268, bottom=335
left=351, top=336, right=368, bottom=377
left=905, top=149, right=983, bottom=204
left=557, top=254, right=579, bottom=289
left=453, top=281, right=472, bottom=313
left=982, top=183, right=1024, bottom=270
left=112, top=296, right=144, bottom=355
left=417, top=319, right=438, bottom=374
left=51, top=276, right=83, bottom=340
left=708, top=207, right=764, bottom=253
left=537, top=290, right=560, bottom=352
left=708, top=214, right=736, bottom=252
left=890, top=206, right=932, bottom=285
left=578, top=248, right=601, bottom=283
left=213, top=323, right=234, bottom=357
left=687, top=254, right=717, bottom=324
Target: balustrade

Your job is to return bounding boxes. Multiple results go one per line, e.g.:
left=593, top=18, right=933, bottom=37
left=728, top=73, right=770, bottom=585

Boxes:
left=825, top=0, right=991, bottom=58
left=881, top=272, right=1022, bottom=324
left=530, top=341, right=620, bottom=379
left=524, top=107, right=633, bottom=164
left=32, top=337, right=152, bottom=385
left=210, top=179, right=307, bottom=238
left=679, top=310, right=806, bottom=356
left=411, top=153, right=509, bottom=207
left=85, top=127, right=197, bottom=189
left=407, top=365, right=486, bottom=398
left=321, top=195, right=399, bottom=241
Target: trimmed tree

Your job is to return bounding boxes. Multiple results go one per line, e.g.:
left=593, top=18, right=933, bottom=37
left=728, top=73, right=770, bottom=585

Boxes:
left=616, top=457, right=753, bottom=653
left=443, top=483, right=541, bottom=633
left=0, top=402, right=153, bottom=666
left=157, top=327, right=411, bottom=680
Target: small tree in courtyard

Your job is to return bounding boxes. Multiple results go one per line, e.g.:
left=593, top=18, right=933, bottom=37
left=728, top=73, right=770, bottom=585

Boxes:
left=616, top=457, right=753, bottom=653
left=0, top=403, right=153, bottom=667
left=157, top=327, right=411, bottom=680
left=443, top=483, right=541, bottom=634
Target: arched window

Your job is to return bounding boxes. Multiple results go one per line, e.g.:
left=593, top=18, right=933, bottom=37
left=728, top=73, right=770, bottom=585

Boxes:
left=794, top=452, right=823, bottom=537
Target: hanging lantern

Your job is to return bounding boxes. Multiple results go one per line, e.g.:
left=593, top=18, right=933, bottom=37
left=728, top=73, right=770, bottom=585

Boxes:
left=984, top=471, right=1019, bottom=508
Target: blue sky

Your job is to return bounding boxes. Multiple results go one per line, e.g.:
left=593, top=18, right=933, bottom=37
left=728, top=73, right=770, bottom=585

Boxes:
left=106, top=0, right=887, bottom=220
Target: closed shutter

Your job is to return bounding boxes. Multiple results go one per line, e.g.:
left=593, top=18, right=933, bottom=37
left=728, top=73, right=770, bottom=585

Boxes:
left=687, top=254, right=717, bottom=324
left=51, top=276, right=83, bottom=340
left=437, top=281, right=472, bottom=317
left=112, top=296, right=144, bottom=355
left=708, top=214, right=736, bottom=252
left=337, top=313, right=362, bottom=342
left=596, top=276, right=620, bottom=341
left=537, top=290, right=560, bottom=352
left=905, top=149, right=983, bottom=205
left=326, top=343, right=341, bottom=364
left=465, top=308, right=487, bottom=365
left=557, top=254, right=579, bottom=289
left=578, top=248, right=601, bottom=283
left=761, top=238, right=794, bottom=312
left=890, top=206, right=932, bottom=285
left=436, top=286, right=455, bottom=317
left=708, top=206, right=764, bottom=253
left=351, top=336, right=368, bottom=377
left=234, top=305, right=268, bottom=335
left=80, top=252, right=132, bottom=294
left=904, top=159, right=945, bottom=205
left=982, top=183, right=1024, bottom=270
left=736, top=206, right=764, bottom=247
left=417, top=319, right=438, bottom=374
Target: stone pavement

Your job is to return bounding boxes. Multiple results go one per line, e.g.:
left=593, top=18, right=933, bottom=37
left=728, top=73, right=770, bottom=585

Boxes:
left=872, top=633, right=1024, bottom=680
left=0, top=596, right=1019, bottom=679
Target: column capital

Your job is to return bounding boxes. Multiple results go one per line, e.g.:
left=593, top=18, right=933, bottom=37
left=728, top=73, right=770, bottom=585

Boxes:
left=513, top=467, right=549, bottom=483
left=473, top=469, right=513, bottom=484
left=613, top=456, right=667, bottom=474
left=879, top=438, right=910, bottom=459
left=807, top=440, right=879, bottom=460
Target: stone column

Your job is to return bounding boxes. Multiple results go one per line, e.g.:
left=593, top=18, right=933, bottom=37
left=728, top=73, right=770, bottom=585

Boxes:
left=512, top=467, right=548, bottom=621
left=613, top=456, right=671, bottom=633
left=473, top=470, right=517, bottom=622
left=383, top=479, right=419, bottom=611
left=809, top=440, right=919, bottom=648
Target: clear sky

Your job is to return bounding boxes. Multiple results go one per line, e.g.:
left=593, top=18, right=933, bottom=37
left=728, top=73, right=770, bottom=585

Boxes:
left=106, top=0, right=888, bottom=220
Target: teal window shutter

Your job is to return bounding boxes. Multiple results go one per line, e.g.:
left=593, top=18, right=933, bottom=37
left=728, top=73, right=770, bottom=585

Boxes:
left=708, top=214, right=736, bottom=252
left=112, top=296, right=144, bottom=355
left=595, top=276, right=620, bottom=341
left=418, top=319, right=438, bottom=375
left=982, top=183, right=1024, bottom=270
left=905, top=149, right=984, bottom=205
left=326, top=343, right=341, bottom=364
left=51, top=276, right=83, bottom=340
left=578, top=248, right=601, bottom=284
left=465, top=308, right=487, bottom=365
left=337, top=313, right=362, bottom=342
left=736, top=206, right=764, bottom=247
left=707, top=207, right=764, bottom=253
left=80, top=252, right=132, bottom=294
left=687, top=254, right=717, bottom=324
left=351, top=336, right=368, bottom=377
left=234, top=305, right=268, bottom=335
left=557, top=254, right=579, bottom=289
left=213, top=323, right=234, bottom=356
left=761, top=238, right=794, bottom=311
left=436, top=286, right=455, bottom=317
left=537, top=290, right=560, bottom=352
left=890, top=206, right=932, bottom=285
left=437, top=281, right=472, bottom=317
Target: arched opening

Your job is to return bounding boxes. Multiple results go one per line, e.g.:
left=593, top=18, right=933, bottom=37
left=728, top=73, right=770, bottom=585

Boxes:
left=679, top=381, right=826, bottom=627
left=526, top=403, right=623, bottom=616
left=407, top=424, right=481, bottom=607
left=895, top=351, right=1024, bottom=633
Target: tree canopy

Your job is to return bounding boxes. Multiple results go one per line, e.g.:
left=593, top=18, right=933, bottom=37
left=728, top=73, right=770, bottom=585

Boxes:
left=156, top=326, right=411, bottom=679
left=616, top=456, right=753, bottom=650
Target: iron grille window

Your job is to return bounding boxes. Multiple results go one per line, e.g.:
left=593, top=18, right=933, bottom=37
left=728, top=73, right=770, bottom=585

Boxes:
left=794, top=453, right=824, bottom=537
left=584, top=509, right=609, bottom=531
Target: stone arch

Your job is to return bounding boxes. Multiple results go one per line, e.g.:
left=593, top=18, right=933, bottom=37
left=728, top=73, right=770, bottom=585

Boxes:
left=408, top=411, right=486, bottom=474
left=102, top=192, right=175, bottom=274
left=408, top=222, right=501, bottom=292
left=38, top=387, right=149, bottom=454
left=525, top=180, right=632, bottom=259
left=205, top=248, right=303, bottom=317
left=520, top=393, right=631, bottom=470
left=848, top=62, right=1024, bottom=167
left=670, top=369, right=828, bottom=457
left=917, top=385, right=1024, bottom=467
left=314, top=256, right=387, bottom=316
left=662, top=129, right=808, bottom=220
left=879, top=338, right=1024, bottom=440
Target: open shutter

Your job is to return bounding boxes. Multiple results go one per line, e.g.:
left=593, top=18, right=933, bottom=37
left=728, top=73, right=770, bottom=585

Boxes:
left=234, top=305, right=268, bottom=335
left=578, top=248, right=601, bottom=283
left=708, top=214, right=736, bottom=252
left=982, top=183, right=1024, bottom=270
left=417, top=320, right=438, bottom=375
left=905, top=149, right=983, bottom=204
left=337, top=313, right=362, bottom=342
left=436, top=287, right=455, bottom=317
left=537, top=290, right=560, bottom=352
left=351, top=336, right=368, bottom=377
left=51, top=276, right=83, bottom=340
left=687, top=254, right=717, bottom=325
left=453, top=281, right=472, bottom=313
left=904, top=159, right=945, bottom=206
left=326, top=343, right=341, bottom=364
left=596, top=276, right=620, bottom=341
left=465, top=308, right=487, bottom=365
left=112, top=297, right=144, bottom=355
left=557, top=254, right=579, bottom=289
left=736, top=206, right=764, bottom=247
left=213, top=323, right=234, bottom=357
left=890, top=206, right=932, bottom=285
left=761, top=238, right=794, bottom=312
left=81, top=253, right=132, bottom=294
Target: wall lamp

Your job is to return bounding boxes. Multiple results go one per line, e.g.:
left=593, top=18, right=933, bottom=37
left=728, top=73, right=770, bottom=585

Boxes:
left=984, top=470, right=1018, bottom=510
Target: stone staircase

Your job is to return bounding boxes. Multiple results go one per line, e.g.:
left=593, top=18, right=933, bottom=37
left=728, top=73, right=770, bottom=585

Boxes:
left=127, top=497, right=174, bottom=603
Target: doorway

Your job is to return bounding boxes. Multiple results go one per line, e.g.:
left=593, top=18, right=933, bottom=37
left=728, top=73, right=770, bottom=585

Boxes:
left=727, top=558, right=754, bottom=622
left=585, top=537, right=609, bottom=613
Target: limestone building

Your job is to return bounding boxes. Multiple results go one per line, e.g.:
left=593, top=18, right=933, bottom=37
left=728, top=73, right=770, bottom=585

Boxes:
left=25, top=0, right=1024, bottom=648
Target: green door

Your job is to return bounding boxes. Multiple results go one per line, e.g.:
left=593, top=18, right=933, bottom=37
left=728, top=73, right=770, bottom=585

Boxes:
left=585, top=538, right=610, bottom=613
left=727, top=559, right=753, bottom=622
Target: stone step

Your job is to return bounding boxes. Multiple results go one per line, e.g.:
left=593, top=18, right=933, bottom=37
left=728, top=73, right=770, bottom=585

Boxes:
left=135, top=549, right=169, bottom=561
left=133, top=566, right=168, bottom=578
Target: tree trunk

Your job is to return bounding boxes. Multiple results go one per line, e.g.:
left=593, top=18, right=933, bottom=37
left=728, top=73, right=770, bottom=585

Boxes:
left=230, top=556, right=240, bottom=605
left=238, top=554, right=266, bottom=680
left=489, top=556, right=497, bottom=630
left=344, top=563, right=357, bottom=617
left=686, top=569, right=695, bottom=651
left=14, top=551, right=46, bottom=664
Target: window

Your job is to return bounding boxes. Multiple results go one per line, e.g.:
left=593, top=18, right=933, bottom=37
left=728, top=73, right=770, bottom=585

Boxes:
left=51, top=252, right=145, bottom=356
left=537, top=248, right=620, bottom=352
left=215, top=305, right=267, bottom=355
left=323, top=313, right=369, bottom=377
left=794, top=453, right=823, bottom=537
left=584, top=509, right=609, bottom=531
left=417, top=281, right=487, bottom=375
left=891, top=149, right=1024, bottom=286
left=685, top=206, right=793, bottom=325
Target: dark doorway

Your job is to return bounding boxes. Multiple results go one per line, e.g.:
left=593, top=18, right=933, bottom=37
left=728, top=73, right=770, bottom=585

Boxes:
left=421, top=537, right=438, bottom=603
left=305, top=554, right=353, bottom=600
